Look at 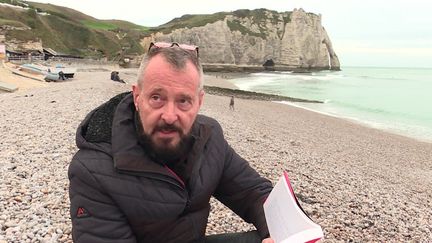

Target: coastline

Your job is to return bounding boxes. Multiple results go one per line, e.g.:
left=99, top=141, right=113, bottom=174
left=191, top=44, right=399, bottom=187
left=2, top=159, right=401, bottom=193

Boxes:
left=277, top=101, right=432, bottom=144
left=0, top=68, right=431, bottom=242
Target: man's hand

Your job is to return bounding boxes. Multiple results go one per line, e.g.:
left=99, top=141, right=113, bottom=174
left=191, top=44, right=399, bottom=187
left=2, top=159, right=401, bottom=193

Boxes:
left=262, top=238, right=274, bottom=243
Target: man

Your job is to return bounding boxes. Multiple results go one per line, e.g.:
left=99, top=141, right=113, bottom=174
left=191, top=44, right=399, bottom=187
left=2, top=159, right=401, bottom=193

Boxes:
left=58, top=70, right=66, bottom=80
left=69, top=42, right=274, bottom=242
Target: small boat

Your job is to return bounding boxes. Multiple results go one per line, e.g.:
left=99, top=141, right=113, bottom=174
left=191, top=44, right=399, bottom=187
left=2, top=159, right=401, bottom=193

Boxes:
left=51, top=67, right=75, bottom=78
left=44, top=72, right=60, bottom=82
left=18, top=63, right=76, bottom=81
left=19, top=64, right=46, bottom=75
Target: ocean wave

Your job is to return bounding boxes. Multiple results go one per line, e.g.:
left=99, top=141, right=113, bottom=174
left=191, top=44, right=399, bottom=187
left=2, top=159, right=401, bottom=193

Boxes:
left=250, top=72, right=281, bottom=77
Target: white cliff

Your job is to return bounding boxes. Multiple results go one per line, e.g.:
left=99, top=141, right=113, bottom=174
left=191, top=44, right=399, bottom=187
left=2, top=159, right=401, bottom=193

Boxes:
left=141, top=9, right=340, bottom=71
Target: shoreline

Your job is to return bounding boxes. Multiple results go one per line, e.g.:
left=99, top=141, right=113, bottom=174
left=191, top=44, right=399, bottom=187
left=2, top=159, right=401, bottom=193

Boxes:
left=278, top=101, right=432, bottom=144
left=4, top=65, right=429, bottom=144
left=205, top=72, right=432, bottom=145
left=204, top=85, right=322, bottom=103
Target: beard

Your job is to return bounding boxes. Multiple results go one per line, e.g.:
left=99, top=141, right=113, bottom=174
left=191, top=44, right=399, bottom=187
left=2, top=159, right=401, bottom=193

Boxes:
left=135, top=112, right=193, bottom=165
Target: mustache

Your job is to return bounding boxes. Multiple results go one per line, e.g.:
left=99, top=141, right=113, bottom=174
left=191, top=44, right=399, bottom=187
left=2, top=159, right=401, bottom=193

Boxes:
left=153, top=123, right=182, bottom=134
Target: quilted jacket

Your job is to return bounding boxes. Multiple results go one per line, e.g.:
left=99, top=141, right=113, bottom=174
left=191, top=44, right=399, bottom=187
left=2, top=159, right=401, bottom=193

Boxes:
left=68, top=92, right=273, bottom=242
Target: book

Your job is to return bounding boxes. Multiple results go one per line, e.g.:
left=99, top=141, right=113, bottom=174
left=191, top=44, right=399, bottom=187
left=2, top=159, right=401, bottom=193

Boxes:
left=263, top=171, right=324, bottom=243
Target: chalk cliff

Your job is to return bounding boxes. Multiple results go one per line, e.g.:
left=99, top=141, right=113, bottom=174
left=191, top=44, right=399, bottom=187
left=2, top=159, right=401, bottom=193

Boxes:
left=142, top=8, right=340, bottom=71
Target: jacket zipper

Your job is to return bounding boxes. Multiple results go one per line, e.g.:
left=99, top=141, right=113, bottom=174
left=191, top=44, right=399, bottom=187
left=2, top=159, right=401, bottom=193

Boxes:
left=164, top=165, right=185, bottom=188
left=164, top=165, right=191, bottom=210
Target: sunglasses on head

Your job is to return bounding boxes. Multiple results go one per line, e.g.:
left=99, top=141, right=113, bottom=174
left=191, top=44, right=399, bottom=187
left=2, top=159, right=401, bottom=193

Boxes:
left=148, top=42, right=199, bottom=57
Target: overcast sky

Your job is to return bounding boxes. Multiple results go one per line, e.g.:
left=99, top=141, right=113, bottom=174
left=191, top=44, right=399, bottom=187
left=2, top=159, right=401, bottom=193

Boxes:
left=32, top=0, right=432, bottom=68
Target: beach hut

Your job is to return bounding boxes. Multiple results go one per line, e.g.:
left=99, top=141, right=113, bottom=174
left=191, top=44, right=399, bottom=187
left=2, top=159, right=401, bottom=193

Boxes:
left=43, top=48, right=57, bottom=60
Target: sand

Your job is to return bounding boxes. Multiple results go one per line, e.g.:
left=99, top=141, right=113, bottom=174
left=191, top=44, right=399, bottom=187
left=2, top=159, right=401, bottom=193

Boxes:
left=0, top=62, right=46, bottom=92
left=0, top=67, right=431, bottom=242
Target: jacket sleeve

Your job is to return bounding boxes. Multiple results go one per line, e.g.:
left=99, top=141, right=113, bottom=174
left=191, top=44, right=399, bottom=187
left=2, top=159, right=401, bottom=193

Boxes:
left=68, top=154, right=136, bottom=243
left=213, top=134, right=273, bottom=238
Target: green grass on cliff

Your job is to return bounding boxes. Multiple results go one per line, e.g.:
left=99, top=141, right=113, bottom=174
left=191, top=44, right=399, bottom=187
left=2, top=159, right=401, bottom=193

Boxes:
left=1, top=1, right=297, bottom=59
left=1, top=1, right=147, bottom=58
left=228, top=9, right=292, bottom=39
left=155, top=8, right=292, bottom=39
left=227, top=19, right=266, bottom=38
left=152, top=12, right=229, bottom=34
left=0, top=18, right=28, bottom=28
left=82, top=20, right=118, bottom=30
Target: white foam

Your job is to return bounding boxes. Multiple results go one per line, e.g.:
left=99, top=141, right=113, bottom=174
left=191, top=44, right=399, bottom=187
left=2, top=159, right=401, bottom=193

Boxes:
left=250, top=72, right=281, bottom=77
left=233, top=76, right=279, bottom=90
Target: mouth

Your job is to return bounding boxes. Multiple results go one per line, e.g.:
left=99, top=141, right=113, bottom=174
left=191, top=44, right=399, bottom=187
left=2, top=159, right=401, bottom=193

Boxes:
left=152, top=123, right=182, bottom=140
left=159, top=129, right=177, bottom=134
left=155, top=128, right=179, bottom=138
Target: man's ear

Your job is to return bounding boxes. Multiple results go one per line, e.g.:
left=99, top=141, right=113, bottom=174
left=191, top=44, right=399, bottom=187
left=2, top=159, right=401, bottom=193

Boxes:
left=132, top=84, right=140, bottom=111
left=198, top=90, right=205, bottom=108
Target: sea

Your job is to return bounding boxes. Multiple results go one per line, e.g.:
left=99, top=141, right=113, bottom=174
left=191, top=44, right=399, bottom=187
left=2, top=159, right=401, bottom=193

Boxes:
left=229, top=66, right=432, bottom=143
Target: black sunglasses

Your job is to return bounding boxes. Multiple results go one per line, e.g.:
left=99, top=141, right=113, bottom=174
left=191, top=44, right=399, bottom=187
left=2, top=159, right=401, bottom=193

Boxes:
left=148, top=42, right=199, bottom=57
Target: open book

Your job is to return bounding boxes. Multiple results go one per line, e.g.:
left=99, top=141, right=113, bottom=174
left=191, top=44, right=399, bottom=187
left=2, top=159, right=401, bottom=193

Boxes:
left=263, top=171, right=323, bottom=243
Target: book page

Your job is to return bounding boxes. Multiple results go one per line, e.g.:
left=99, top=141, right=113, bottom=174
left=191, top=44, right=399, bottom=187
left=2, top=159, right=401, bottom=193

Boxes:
left=264, top=172, right=323, bottom=243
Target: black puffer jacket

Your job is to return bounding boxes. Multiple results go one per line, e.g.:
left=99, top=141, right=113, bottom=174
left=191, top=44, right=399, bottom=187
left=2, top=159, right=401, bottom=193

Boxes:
left=68, top=92, right=273, bottom=242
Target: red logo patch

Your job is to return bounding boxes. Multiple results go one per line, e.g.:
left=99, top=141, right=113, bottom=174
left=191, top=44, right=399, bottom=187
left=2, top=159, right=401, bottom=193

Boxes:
left=77, top=207, right=90, bottom=218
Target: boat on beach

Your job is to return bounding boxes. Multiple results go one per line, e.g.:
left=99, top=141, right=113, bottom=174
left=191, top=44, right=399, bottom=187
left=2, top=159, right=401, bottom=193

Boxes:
left=19, top=63, right=76, bottom=81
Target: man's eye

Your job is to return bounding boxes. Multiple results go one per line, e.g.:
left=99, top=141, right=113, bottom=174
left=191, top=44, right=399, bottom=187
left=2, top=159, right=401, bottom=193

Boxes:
left=151, top=95, right=161, bottom=101
left=178, top=98, right=192, bottom=110
left=149, top=94, right=164, bottom=108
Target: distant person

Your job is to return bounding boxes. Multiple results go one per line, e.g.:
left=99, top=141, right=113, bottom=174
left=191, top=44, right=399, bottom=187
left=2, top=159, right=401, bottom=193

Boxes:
left=68, top=42, right=274, bottom=243
left=230, top=95, right=235, bottom=110
left=58, top=71, right=66, bottom=80
left=111, top=71, right=125, bottom=83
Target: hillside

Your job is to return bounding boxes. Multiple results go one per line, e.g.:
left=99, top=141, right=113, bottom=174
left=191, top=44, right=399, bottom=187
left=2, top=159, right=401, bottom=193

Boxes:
left=0, top=1, right=340, bottom=70
left=0, top=0, right=147, bottom=58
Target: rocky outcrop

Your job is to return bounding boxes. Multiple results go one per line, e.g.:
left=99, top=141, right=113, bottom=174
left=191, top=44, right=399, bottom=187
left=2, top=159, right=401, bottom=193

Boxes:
left=141, top=9, right=340, bottom=71
left=6, top=39, right=43, bottom=52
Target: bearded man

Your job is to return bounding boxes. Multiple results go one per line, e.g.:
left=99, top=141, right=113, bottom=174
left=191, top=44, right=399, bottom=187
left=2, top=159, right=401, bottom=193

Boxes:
left=68, top=42, right=274, bottom=243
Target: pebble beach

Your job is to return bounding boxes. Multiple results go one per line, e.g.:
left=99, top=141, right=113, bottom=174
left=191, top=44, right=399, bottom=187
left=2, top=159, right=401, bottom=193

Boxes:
left=0, top=67, right=431, bottom=242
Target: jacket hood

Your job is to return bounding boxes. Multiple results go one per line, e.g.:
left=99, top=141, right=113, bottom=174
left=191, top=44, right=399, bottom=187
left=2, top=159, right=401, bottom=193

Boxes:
left=76, top=92, right=131, bottom=155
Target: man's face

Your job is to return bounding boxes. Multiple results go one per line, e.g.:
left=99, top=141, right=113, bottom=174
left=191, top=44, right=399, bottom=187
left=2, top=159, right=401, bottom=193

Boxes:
left=132, top=55, right=204, bottom=156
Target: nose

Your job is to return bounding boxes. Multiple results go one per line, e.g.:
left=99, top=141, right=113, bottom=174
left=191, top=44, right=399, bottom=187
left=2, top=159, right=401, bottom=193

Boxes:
left=161, top=102, right=178, bottom=124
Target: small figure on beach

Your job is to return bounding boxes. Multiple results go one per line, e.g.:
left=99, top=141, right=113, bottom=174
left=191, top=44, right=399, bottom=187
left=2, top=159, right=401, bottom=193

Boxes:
left=229, top=95, right=235, bottom=110
left=58, top=71, right=65, bottom=80
left=110, top=71, right=125, bottom=83
left=69, top=42, right=274, bottom=243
